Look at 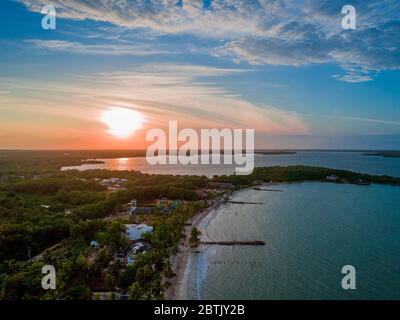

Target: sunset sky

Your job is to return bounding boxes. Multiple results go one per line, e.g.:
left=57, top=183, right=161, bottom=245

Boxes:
left=0, top=0, right=400, bottom=149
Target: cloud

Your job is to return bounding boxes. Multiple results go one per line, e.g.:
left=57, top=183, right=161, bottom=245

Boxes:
left=0, top=63, right=308, bottom=135
left=81, top=65, right=308, bottom=133
left=19, top=0, right=265, bottom=37
left=26, top=39, right=173, bottom=56
left=332, top=74, right=372, bottom=83
left=19, top=0, right=400, bottom=81
left=133, top=63, right=250, bottom=77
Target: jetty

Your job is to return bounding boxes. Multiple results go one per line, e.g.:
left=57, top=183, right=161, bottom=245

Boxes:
left=252, top=188, right=283, bottom=192
left=226, top=201, right=265, bottom=205
left=200, top=240, right=265, bottom=246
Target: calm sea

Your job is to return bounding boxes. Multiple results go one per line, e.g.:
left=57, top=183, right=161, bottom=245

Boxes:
left=62, top=151, right=400, bottom=299
left=62, top=151, right=400, bottom=177
left=184, top=183, right=400, bottom=300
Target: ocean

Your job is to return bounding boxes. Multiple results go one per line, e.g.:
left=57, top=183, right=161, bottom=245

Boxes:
left=62, top=151, right=400, bottom=177
left=62, top=151, right=400, bottom=299
left=182, top=182, right=400, bottom=299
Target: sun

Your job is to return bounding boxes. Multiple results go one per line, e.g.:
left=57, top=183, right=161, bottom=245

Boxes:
left=101, top=107, right=144, bottom=138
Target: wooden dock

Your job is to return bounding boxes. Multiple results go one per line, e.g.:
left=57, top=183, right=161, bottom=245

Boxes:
left=253, top=188, right=283, bottom=192
left=200, top=240, right=265, bottom=246
left=226, top=201, right=265, bottom=205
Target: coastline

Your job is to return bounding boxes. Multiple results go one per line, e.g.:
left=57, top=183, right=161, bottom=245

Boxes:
left=164, top=195, right=228, bottom=300
left=163, top=176, right=398, bottom=300
left=164, top=182, right=400, bottom=300
left=164, top=184, right=263, bottom=300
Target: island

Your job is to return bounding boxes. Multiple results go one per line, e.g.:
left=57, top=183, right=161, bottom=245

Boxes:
left=363, top=151, right=400, bottom=158
left=81, top=160, right=106, bottom=165
left=254, top=150, right=297, bottom=155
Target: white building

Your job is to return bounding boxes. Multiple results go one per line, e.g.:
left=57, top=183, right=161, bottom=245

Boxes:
left=100, top=178, right=128, bottom=186
left=126, top=243, right=146, bottom=266
left=128, top=199, right=137, bottom=215
left=326, top=175, right=339, bottom=182
left=90, top=240, right=100, bottom=248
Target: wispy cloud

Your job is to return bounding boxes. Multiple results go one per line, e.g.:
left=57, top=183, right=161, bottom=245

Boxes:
left=0, top=63, right=308, bottom=136
left=279, top=110, right=400, bottom=136
left=26, top=39, right=174, bottom=56
left=332, top=74, right=373, bottom=83
left=19, top=0, right=400, bottom=81
left=133, top=63, right=251, bottom=77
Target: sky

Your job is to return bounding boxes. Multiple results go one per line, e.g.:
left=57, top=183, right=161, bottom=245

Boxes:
left=0, top=0, right=399, bottom=150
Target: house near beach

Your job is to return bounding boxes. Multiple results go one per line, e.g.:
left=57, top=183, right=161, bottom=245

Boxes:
left=326, top=175, right=339, bottom=182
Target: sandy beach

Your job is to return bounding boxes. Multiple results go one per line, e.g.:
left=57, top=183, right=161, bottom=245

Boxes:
left=164, top=185, right=271, bottom=300
left=164, top=196, right=226, bottom=300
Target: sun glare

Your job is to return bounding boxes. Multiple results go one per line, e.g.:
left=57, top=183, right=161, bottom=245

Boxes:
left=101, top=107, right=144, bottom=138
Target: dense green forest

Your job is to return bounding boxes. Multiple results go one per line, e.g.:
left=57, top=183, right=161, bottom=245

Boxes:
left=0, top=152, right=210, bottom=299
left=213, top=165, right=400, bottom=187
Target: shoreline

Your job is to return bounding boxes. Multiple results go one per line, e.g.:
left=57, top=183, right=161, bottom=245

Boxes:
left=164, top=195, right=228, bottom=300
left=163, top=178, right=392, bottom=300
left=164, top=184, right=266, bottom=300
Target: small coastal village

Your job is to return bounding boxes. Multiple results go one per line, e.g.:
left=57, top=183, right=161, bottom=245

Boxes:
left=1, top=151, right=400, bottom=300
left=0, top=152, right=235, bottom=300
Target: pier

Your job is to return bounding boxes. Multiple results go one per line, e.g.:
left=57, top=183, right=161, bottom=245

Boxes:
left=200, top=240, right=265, bottom=246
left=252, top=188, right=283, bottom=192
left=226, top=201, right=265, bottom=205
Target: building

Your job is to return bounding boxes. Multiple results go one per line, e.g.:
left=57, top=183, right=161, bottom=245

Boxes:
left=156, top=199, right=181, bottom=213
left=326, top=175, right=339, bottom=182
left=125, top=199, right=153, bottom=215
left=126, top=242, right=147, bottom=265
left=135, top=207, right=153, bottom=214
left=130, top=242, right=146, bottom=254
left=90, top=240, right=100, bottom=248
left=156, top=198, right=167, bottom=208
left=128, top=199, right=137, bottom=214
left=100, top=178, right=128, bottom=186
left=125, top=224, right=154, bottom=241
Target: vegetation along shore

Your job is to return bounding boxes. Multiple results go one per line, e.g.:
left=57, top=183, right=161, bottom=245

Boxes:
left=1, top=150, right=400, bottom=300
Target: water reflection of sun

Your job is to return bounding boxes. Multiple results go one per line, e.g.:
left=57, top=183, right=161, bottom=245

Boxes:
left=117, top=157, right=129, bottom=170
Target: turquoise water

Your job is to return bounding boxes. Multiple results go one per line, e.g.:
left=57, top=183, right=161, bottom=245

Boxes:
left=62, top=151, right=400, bottom=299
left=184, top=183, right=400, bottom=300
